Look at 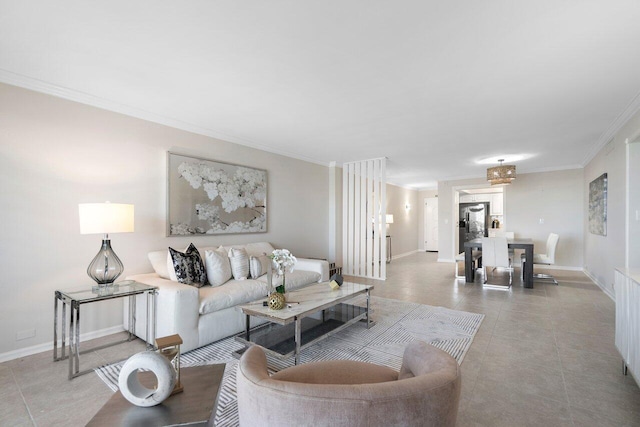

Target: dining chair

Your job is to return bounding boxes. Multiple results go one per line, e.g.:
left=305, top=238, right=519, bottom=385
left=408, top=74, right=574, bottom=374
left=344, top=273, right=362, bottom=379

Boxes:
left=491, top=231, right=515, bottom=258
left=481, top=237, right=512, bottom=286
left=455, top=250, right=482, bottom=279
left=521, top=233, right=559, bottom=285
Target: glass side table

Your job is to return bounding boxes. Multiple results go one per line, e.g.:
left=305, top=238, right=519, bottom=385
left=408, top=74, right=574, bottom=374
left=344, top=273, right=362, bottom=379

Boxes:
left=53, top=281, right=157, bottom=380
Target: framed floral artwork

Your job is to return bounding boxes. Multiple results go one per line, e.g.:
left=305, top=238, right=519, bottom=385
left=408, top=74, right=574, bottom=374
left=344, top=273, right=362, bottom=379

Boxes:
left=588, top=172, right=607, bottom=236
left=167, top=152, right=267, bottom=236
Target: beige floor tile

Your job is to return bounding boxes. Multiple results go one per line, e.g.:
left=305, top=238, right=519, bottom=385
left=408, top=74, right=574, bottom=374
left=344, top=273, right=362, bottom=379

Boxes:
left=569, top=404, right=640, bottom=427
left=491, top=318, right=558, bottom=347
left=484, top=334, right=561, bottom=369
left=497, top=307, right=554, bottom=330
left=564, top=370, right=640, bottom=415
left=558, top=347, right=624, bottom=383
left=554, top=329, right=619, bottom=358
left=462, top=386, right=573, bottom=427
left=0, top=392, right=33, bottom=427
left=476, top=358, right=566, bottom=402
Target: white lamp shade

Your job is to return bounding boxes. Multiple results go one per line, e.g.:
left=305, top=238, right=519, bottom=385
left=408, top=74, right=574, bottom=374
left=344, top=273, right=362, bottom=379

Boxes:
left=386, top=214, right=394, bottom=224
left=79, top=203, right=134, bottom=234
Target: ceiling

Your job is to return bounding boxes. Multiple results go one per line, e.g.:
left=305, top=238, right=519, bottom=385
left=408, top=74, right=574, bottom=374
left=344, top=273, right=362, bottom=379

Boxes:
left=2, top=1, right=640, bottom=189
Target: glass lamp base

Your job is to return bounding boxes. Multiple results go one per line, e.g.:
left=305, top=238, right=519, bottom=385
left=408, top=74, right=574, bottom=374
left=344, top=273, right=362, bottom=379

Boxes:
left=87, top=239, right=124, bottom=285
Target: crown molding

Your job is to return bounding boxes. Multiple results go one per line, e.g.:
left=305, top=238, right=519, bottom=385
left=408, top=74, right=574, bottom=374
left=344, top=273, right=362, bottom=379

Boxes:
left=0, top=69, right=330, bottom=168
left=581, top=89, right=640, bottom=167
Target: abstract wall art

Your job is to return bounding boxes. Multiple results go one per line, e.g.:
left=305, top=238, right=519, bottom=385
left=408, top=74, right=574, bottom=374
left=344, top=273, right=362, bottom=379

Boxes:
left=588, top=172, right=607, bottom=236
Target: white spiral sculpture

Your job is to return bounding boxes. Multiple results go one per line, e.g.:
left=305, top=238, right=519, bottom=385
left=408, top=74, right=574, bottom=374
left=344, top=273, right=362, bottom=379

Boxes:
left=118, top=351, right=176, bottom=407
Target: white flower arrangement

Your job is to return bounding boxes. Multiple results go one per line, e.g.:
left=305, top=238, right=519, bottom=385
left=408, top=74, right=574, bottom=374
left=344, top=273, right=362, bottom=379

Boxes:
left=270, top=249, right=297, bottom=275
left=270, top=249, right=297, bottom=294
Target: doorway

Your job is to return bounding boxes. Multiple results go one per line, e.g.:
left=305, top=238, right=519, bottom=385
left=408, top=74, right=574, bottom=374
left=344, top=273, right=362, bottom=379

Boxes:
left=452, top=186, right=504, bottom=256
left=424, top=197, right=438, bottom=251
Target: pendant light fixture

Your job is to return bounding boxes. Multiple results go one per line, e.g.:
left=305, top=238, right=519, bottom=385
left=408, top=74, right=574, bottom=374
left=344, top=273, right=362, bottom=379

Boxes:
left=487, top=159, right=516, bottom=186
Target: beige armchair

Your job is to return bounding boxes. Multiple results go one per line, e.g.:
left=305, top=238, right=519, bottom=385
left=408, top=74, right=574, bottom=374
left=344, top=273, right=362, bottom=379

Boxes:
left=236, top=341, right=461, bottom=427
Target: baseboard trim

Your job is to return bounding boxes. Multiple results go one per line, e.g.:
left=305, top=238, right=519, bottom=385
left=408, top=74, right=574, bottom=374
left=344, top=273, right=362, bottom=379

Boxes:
left=0, top=325, right=126, bottom=363
left=392, top=249, right=420, bottom=260
left=583, top=269, right=615, bottom=301
left=535, top=265, right=584, bottom=271
left=438, top=258, right=456, bottom=263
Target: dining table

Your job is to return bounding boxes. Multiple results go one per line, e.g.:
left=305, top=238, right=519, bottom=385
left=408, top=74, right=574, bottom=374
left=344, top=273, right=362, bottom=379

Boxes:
left=464, top=237, right=535, bottom=288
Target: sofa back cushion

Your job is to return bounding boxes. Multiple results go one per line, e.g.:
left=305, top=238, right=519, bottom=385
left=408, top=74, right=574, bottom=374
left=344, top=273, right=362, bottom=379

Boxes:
left=249, top=255, right=271, bottom=279
left=148, top=242, right=275, bottom=280
left=229, top=247, right=250, bottom=280
left=205, top=248, right=232, bottom=286
left=148, top=250, right=170, bottom=279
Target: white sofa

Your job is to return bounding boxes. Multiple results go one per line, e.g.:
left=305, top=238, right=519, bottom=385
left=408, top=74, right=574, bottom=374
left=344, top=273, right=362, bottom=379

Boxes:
left=124, top=242, right=329, bottom=353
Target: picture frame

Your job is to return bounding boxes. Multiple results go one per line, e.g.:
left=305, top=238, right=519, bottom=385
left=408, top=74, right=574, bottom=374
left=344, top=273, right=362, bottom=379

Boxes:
left=588, top=172, right=607, bottom=236
left=167, top=152, right=267, bottom=236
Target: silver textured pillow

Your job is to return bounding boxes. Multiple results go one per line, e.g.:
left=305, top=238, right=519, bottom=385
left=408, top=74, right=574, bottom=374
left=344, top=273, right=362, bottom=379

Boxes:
left=249, top=255, right=270, bottom=279
left=229, top=247, right=250, bottom=280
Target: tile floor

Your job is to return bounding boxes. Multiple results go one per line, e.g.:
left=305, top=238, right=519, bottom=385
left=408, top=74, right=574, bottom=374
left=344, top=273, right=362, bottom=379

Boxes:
left=2, top=252, right=639, bottom=426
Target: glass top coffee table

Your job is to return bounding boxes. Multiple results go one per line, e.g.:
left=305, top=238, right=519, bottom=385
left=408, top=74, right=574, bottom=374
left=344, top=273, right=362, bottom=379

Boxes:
left=235, top=281, right=374, bottom=364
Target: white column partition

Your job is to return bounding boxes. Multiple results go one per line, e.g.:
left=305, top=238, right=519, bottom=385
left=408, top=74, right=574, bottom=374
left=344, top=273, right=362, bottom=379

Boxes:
left=342, top=158, right=387, bottom=280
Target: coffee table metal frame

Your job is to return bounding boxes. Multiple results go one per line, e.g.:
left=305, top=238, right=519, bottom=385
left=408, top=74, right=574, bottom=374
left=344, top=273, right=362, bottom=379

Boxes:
left=53, top=281, right=157, bottom=379
left=236, top=282, right=374, bottom=365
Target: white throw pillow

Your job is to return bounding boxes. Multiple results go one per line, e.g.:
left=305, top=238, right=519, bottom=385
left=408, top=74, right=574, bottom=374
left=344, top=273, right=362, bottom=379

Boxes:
left=149, top=250, right=170, bottom=279
left=228, top=247, right=250, bottom=280
left=205, top=249, right=232, bottom=287
left=249, top=255, right=270, bottom=279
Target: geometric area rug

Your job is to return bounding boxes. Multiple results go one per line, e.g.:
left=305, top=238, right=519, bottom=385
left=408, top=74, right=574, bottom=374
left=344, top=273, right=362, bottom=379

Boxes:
left=95, top=296, right=484, bottom=426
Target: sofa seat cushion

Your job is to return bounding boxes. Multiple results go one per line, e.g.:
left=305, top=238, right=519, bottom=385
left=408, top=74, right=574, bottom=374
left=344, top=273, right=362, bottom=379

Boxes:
left=198, top=279, right=269, bottom=315
left=255, top=270, right=321, bottom=292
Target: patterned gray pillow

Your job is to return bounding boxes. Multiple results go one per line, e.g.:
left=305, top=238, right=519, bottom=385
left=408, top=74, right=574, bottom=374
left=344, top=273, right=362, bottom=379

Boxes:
left=169, top=243, right=208, bottom=288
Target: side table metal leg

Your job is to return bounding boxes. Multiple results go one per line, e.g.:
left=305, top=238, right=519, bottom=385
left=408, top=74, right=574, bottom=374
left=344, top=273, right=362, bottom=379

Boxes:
left=68, top=303, right=74, bottom=380
left=294, top=317, right=301, bottom=365
left=132, top=294, right=137, bottom=341
left=61, top=300, right=66, bottom=359
left=146, top=290, right=157, bottom=349
left=53, top=294, right=58, bottom=361
left=73, top=303, right=81, bottom=378
left=366, top=289, right=372, bottom=328
left=127, top=295, right=134, bottom=341
left=151, top=290, right=157, bottom=348
left=245, top=315, right=251, bottom=341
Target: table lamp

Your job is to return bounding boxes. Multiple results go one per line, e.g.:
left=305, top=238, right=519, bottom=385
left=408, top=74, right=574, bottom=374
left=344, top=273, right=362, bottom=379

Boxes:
left=79, top=202, right=134, bottom=286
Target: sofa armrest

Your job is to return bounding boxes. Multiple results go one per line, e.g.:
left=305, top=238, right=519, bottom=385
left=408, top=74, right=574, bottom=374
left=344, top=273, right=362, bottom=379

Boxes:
left=124, top=273, right=200, bottom=351
left=295, top=258, right=330, bottom=282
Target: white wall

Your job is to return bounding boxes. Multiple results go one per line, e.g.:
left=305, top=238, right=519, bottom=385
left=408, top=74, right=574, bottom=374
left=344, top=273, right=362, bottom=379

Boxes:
left=437, top=170, right=584, bottom=268
left=505, top=169, right=584, bottom=268
left=0, top=83, right=330, bottom=356
left=385, top=184, right=419, bottom=258
left=629, top=140, right=640, bottom=268
left=584, top=108, right=640, bottom=295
